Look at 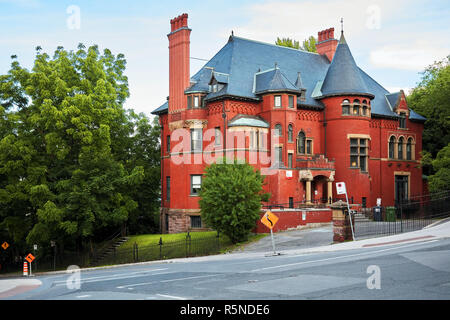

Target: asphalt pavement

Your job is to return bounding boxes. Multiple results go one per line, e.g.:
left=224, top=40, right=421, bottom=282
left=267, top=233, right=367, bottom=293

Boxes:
left=1, top=220, right=450, bottom=300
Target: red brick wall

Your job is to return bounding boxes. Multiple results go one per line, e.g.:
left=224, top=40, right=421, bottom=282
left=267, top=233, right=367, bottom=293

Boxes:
left=254, top=209, right=332, bottom=233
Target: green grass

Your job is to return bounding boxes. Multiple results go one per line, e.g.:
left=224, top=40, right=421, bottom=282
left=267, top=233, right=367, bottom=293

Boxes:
left=96, top=231, right=269, bottom=266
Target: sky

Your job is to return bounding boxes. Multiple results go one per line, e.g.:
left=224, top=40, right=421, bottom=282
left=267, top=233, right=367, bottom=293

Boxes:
left=1, top=0, right=449, bottom=118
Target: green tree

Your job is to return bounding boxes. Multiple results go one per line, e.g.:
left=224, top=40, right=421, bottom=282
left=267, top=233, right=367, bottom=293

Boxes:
left=428, top=143, right=450, bottom=193
left=275, top=37, right=300, bottom=49
left=301, top=36, right=317, bottom=53
left=0, top=44, right=152, bottom=253
left=408, top=56, right=450, bottom=158
left=275, top=36, right=317, bottom=52
left=199, top=159, right=270, bottom=244
left=125, top=112, right=161, bottom=234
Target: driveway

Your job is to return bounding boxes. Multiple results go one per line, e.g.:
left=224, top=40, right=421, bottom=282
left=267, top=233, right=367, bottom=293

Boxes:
left=235, top=223, right=334, bottom=253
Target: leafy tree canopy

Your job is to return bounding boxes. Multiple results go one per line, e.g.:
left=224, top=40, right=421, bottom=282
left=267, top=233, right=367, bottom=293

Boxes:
left=0, top=44, right=160, bottom=254
left=199, top=159, right=270, bottom=244
left=275, top=36, right=317, bottom=52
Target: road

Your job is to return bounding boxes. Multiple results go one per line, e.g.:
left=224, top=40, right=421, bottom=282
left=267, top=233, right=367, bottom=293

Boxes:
left=4, top=236, right=450, bottom=300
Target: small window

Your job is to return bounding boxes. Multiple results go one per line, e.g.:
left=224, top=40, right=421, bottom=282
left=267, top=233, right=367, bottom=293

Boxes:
left=194, top=96, right=199, bottom=108
left=167, top=135, right=170, bottom=153
left=274, top=124, right=282, bottom=137
left=406, top=138, right=413, bottom=160
left=288, top=96, right=294, bottom=108
left=288, top=153, right=293, bottom=168
left=215, top=127, right=221, bottom=146
left=166, top=176, right=170, bottom=200
left=389, top=136, right=395, bottom=159
left=342, top=99, right=350, bottom=115
left=275, top=146, right=283, bottom=164
left=306, top=140, right=312, bottom=155
left=274, top=95, right=282, bottom=108
left=297, top=131, right=306, bottom=154
left=288, top=124, right=293, bottom=142
left=398, top=137, right=404, bottom=160
left=190, top=216, right=202, bottom=228
left=399, top=112, right=406, bottom=129
left=289, top=197, right=294, bottom=208
left=191, top=175, right=202, bottom=195
left=191, top=128, right=202, bottom=152
left=187, top=96, right=192, bottom=109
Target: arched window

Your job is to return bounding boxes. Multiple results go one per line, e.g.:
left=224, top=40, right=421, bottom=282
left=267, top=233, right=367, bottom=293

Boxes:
left=389, top=136, right=395, bottom=159
left=342, top=99, right=350, bottom=115
left=406, top=138, right=413, bottom=160
left=353, top=99, right=360, bottom=116
left=297, top=131, right=306, bottom=154
left=288, top=124, right=293, bottom=142
left=398, top=137, right=404, bottom=160
left=362, top=100, right=368, bottom=116
left=274, top=124, right=282, bottom=137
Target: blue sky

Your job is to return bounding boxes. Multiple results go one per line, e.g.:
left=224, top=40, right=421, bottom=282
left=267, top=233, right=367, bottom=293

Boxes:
left=1, top=0, right=449, bottom=117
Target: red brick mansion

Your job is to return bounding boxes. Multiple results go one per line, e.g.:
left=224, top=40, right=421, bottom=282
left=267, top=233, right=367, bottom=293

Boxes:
left=152, top=14, right=426, bottom=233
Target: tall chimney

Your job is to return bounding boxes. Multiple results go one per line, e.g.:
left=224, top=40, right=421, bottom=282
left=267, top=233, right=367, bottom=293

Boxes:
left=316, top=27, right=338, bottom=62
left=168, top=13, right=191, bottom=113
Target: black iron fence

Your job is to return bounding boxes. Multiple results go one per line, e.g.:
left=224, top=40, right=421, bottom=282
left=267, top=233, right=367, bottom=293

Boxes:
left=0, top=231, right=231, bottom=274
left=91, top=231, right=229, bottom=267
left=354, top=190, right=450, bottom=239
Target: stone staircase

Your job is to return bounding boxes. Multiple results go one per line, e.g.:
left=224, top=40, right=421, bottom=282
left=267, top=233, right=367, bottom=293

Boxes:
left=354, top=212, right=371, bottom=223
left=91, top=236, right=130, bottom=266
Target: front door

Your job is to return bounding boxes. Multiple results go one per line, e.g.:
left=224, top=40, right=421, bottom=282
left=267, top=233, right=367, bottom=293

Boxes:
left=395, top=175, right=408, bottom=206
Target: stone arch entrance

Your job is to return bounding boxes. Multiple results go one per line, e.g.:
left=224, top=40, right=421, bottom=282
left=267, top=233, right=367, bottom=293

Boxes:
left=299, top=169, right=335, bottom=205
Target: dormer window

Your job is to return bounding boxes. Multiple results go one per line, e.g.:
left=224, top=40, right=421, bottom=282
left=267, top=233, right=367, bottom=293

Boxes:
left=399, top=112, right=406, bottom=128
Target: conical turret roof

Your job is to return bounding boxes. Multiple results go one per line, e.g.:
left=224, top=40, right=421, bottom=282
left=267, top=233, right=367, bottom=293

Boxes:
left=320, top=32, right=373, bottom=98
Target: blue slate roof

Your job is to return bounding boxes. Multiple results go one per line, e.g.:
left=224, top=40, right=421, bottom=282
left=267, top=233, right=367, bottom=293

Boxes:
left=228, top=114, right=269, bottom=128
left=152, top=34, right=426, bottom=122
left=254, top=67, right=300, bottom=94
left=151, top=100, right=168, bottom=115
left=320, top=33, right=373, bottom=98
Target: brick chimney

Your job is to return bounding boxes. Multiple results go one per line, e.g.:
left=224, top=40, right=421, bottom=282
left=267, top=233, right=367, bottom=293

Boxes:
left=168, top=13, right=191, bottom=113
left=316, top=28, right=338, bottom=62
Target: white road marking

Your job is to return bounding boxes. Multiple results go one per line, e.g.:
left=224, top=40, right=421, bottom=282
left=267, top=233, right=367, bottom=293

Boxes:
left=116, top=272, right=173, bottom=289
left=251, top=240, right=439, bottom=272
left=53, top=268, right=169, bottom=286
left=160, top=274, right=220, bottom=283
left=117, top=274, right=221, bottom=289
left=76, top=295, right=91, bottom=298
left=156, top=294, right=187, bottom=300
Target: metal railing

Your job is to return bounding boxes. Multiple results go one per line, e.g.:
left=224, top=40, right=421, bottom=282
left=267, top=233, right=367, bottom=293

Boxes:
left=354, top=191, right=450, bottom=239
left=94, top=232, right=231, bottom=267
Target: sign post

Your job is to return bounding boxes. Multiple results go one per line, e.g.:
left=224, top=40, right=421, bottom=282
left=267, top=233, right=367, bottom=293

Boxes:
left=261, top=211, right=279, bottom=255
left=335, top=182, right=356, bottom=241
left=25, top=253, right=35, bottom=277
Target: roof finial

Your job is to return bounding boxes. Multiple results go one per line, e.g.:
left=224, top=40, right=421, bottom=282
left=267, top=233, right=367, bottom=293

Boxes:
left=340, top=17, right=344, bottom=35
left=274, top=62, right=278, bottom=69
left=231, top=30, right=234, bottom=36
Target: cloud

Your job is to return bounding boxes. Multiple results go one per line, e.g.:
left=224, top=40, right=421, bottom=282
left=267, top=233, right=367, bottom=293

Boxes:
left=369, top=44, right=448, bottom=71
left=232, top=0, right=406, bottom=43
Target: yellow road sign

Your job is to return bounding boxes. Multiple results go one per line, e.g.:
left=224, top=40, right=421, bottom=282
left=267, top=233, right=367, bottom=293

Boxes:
left=1, top=242, right=9, bottom=250
left=261, top=211, right=279, bottom=230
